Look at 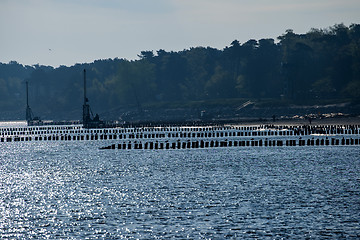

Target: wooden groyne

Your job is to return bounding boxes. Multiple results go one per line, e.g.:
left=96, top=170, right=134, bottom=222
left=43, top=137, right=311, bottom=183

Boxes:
left=100, top=137, right=360, bottom=150
left=1, top=124, right=359, bottom=149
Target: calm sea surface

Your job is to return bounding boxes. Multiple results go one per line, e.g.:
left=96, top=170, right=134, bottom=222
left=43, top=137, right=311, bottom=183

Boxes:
left=0, top=126, right=359, bottom=238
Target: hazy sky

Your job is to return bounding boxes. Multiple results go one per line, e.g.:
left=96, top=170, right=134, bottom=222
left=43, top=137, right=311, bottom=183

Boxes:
left=1, top=0, right=359, bottom=67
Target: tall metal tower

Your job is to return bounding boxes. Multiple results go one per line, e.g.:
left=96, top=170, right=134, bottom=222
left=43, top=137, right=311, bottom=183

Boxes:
left=25, top=81, right=33, bottom=123
left=82, top=69, right=91, bottom=124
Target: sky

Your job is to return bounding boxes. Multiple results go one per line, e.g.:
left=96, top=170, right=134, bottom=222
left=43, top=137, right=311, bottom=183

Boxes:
left=1, top=0, right=360, bottom=67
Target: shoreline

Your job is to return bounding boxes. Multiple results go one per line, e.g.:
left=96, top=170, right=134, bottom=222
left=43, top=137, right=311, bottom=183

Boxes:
left=1, top=116, right=360, bottom=129
left=225, top=116, right=360, bottom=126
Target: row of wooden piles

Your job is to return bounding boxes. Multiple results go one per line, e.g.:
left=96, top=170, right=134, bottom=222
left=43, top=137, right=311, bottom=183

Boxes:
left=100, top=137, right=360, bottom=150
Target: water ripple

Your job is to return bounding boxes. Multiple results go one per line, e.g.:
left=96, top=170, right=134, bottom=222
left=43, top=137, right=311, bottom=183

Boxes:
left=0, top=142, right=359, bottom=238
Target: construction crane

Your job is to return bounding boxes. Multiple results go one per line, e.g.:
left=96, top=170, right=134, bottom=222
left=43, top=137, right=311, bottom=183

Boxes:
left=82, top=69, right=103, bottom=128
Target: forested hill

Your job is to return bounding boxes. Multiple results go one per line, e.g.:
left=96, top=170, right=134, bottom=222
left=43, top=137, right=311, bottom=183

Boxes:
left=1, top=23, right=360, bottom=121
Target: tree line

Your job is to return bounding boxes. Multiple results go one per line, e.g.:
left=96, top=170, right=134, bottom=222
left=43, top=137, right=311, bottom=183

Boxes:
left=0, top=23, right=359, bottom=120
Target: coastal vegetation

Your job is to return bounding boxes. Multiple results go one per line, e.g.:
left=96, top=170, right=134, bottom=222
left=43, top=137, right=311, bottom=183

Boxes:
left=0, top=23, right=359, bottom=120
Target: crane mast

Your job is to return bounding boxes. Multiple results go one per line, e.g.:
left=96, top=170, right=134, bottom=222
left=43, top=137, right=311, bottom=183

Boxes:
left=82, top=69, right=91, bottom=124
left=25, top=81, right=33, bottom=123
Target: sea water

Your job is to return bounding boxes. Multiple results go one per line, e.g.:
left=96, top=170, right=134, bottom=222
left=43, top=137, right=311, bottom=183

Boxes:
left=0, top=136, right=359, bottom=238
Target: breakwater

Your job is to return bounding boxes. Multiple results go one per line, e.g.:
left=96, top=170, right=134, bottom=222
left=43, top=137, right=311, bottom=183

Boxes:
left=1, top=123, right=359, bottom=149
left=100, top=137, right=360, bottom=150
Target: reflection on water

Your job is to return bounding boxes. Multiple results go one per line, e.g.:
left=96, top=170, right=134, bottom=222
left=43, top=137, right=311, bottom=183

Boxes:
left=0, top=141, right=359, bottom=238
